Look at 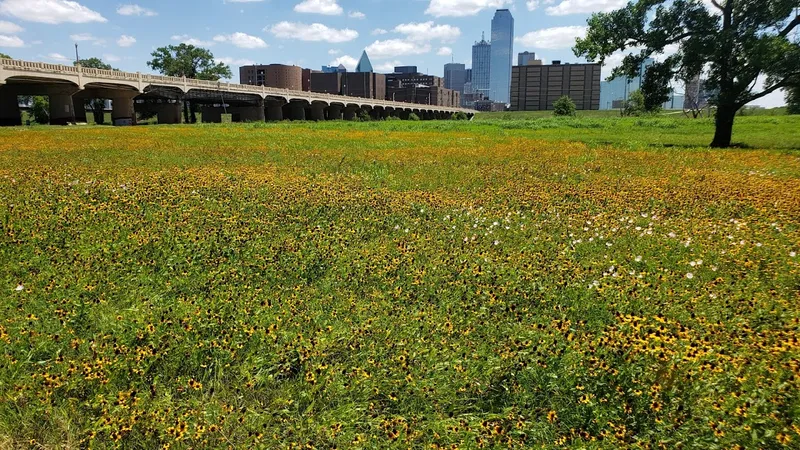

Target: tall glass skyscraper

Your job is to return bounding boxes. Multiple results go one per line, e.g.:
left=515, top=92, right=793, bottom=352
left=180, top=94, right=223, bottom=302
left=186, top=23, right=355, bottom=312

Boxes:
left=471, top=34, right=491, bottom=98
left=489, top=9, right=514, bottom=104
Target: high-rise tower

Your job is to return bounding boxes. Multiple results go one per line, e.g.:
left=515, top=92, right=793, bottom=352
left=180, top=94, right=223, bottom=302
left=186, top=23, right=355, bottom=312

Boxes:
left=489, top=9, right=514, bottom=104
left=471, top=33, right=491, bottom=98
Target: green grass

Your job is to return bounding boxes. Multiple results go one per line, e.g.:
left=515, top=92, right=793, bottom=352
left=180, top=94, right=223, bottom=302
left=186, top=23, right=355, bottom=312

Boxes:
left=0, top=116, right=799, bottom=448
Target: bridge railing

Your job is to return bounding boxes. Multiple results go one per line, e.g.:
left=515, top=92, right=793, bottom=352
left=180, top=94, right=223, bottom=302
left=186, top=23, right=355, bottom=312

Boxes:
left=1, top=58, right=469, bottom=112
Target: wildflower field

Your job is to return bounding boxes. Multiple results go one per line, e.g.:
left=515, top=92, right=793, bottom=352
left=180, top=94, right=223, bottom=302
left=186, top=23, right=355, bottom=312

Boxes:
left=1, top=116, right=799, bottom=449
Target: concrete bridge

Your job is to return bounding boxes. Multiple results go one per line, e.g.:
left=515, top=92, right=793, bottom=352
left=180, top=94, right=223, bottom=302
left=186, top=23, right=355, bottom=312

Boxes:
left=0, top=58, right=473, bottom=125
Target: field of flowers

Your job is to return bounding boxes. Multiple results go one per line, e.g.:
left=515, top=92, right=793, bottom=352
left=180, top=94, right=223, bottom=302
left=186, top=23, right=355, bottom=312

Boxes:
left=1, top=117, right=799, bottom=449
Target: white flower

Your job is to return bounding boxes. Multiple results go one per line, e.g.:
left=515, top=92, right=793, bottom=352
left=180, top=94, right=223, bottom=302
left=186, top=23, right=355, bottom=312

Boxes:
left=790, top=251, right=796, bottom=258
left=689, top=261, right=697, bottom=267
left=686, top=273, right=694, bottom=279
left=493, top=240, right=499, bottom=246
left=15, top=284, right=23, bottom=291
left=635, top=256, right=643, bottom=262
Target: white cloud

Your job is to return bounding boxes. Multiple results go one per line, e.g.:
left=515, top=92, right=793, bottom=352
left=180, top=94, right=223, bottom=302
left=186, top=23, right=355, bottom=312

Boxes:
left=0, top=0, right=106, bottom=24
left=348, top=10, right=365, bottom=19
left=330, top=55, right=357, bottom=71
left=213, top=32, right=268, bottom=49
left=45, top=52, right=70, bottom=63
left=117, top=35, right=136, bottom=47
left=216, top=56, right=256, bottom=66
left=70, top=33, right=105, bottom=45
left=526, top=0, right=555, bottom=11
left=365, top=39, right=431, bottom=59
left=425, top=0, right=511, bottom=18
left=0, top=20, right=22, bottom=33
left=375, top=60, right=402, bottom=72
left=328, top=48, right=340, bottom=55
left=103, top=53, right=120, bottom=62
left=515, top=26, right=587, bottom=50
left=294, top=0, right=342, bottom=15
left=268, top=22, right=358, bottom=43
left=0, top=34, right=23, bottom=47
left=393, top=21, right=461, bottom=43
left=116, top=4, right=157, bottom=16
left=372, top=28, right=388, bottom=35
left=437, top=46, right=453, bottom=56
left=224, top=0, right=264, bottom=2
left=545, top=0, right=626, bottom=16
left=171, top=35, right=215, bottom=47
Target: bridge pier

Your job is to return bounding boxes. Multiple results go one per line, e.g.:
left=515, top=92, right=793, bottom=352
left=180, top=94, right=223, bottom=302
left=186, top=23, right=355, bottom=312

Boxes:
left=308, top=103, right=325, bottom=121
left=71, top=91, right=90, bottom=124
left=0, top=87, right=21, bottom=126
left=156, top=102, right=183, bottom=124
left=381, top=109, right=391, bottom=120
left=369, top=108, right=380, bottom=121
left=201, top=106, right=223, bottom=123
left=266, top=103, right=283, bottom=121
left=49, top=92, right=78, bottom=125
left=399, top=110, right=410, bottom=120
left=286, top=102, right=306, bottom=121
left=343, top=106, right=358, bottom=121
left=326, top=105, right=342, bottom=120
left=229, top=102, right=265, bottom=122
left=111, top=92, right=138, bottom=125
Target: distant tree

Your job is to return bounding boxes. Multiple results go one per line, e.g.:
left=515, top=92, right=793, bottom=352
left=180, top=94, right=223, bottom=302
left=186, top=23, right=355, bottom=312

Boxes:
left=574, top=0, right=800, bottom=148
left=75, top=58, right=115, bottom=124
left=0, top=52, right=10, bottom=59
left=451, top=111, right=468, bottom=120
left=147, top=44, right=231, bottom=123
left=408, top=113, right=420, bottom=121
left=787, top=86, right=800, bottom=115
left=553, top=95, right=577, bottom=117
left=30, top=96, right=49, bottom=124
left=622, top=90, right=647, bottom=117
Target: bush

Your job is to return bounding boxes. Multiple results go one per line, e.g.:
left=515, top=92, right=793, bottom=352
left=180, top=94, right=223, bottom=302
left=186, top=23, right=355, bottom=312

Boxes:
left=408, top=113, right=421, bottom=121
left=357, top=110, right=371, bottom=122
left=451, top=111, right=468, bottom=121
left=622, top=90, right=647, bottom=117
left=787, top=86, right=800, bottom=115
left=385, top=115, right=401, bottom=121
left=553, top=96, right=576, bottom=117
left=31, top=96, right=50, bottom=124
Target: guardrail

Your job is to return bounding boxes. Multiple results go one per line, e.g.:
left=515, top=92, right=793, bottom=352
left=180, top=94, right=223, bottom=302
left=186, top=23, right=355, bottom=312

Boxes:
left=1, top=58, right=471, bottom=113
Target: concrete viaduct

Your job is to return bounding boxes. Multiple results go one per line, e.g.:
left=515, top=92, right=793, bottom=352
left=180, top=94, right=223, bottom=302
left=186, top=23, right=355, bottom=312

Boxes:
left=0, top=58, right=474, bottom=126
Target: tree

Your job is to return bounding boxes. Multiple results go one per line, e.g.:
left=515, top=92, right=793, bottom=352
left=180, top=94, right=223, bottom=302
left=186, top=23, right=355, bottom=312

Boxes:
left=553, top=95, right=577, bottom=116
left=787, top=85, right=800, bottom=115
left=574, top=1, right=800, bottom=148
left=0, top=52, right=10, bottom=59
left=147, top=44, right=231, bottom=123
left=75, top=58, right=115, bottom=124
left=30, top=96, right=49, bottom=124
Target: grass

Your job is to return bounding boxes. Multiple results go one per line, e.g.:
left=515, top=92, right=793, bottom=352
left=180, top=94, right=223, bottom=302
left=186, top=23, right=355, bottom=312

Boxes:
left=0, top=116, right=799, bottom=449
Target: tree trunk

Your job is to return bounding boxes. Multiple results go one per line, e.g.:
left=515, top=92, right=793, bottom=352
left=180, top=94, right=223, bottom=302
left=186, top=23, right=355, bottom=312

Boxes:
left=711, top=104, right=736, bottom=148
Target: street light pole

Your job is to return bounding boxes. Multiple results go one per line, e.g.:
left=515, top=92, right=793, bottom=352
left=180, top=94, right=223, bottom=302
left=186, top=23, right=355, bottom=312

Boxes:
left=74, top=43, right=80, bottom=64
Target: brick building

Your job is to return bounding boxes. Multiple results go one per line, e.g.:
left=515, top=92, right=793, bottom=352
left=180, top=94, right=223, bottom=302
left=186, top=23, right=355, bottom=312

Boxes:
left=239, top=64, right=303, bottom=90
left=510, top=62, right=601, bottom=111
left=309, top=72, right=386, bottom=100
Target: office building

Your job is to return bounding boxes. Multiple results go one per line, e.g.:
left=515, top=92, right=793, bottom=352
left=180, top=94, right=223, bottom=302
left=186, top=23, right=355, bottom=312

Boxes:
left=385, top=72, right=444, bottom=89
left=355, top=51, right=374, bottom=73
left=387, top=85, right=461, bottom=108
left=599, top=58, right=654, bottom=110
left=489, top=9, right=514, bottom=104
left=471, top=34, right=491, bottom=98
left=321, top=64, right=347, bottom=73
left=309, top=71, right=386, bottom=99
left=239, top=64, right=303, bottom=90
left=518, top=51, right=536, bottom=66
left=394, top=66, right=418, bottom=74
left=510, top=61, right=601, bottom=111
left=443, top=63, right=467, bottom=95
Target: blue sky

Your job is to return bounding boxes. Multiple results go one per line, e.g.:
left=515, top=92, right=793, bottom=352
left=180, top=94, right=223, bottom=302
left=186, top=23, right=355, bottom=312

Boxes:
left=0, top=0, right=788, bottom=106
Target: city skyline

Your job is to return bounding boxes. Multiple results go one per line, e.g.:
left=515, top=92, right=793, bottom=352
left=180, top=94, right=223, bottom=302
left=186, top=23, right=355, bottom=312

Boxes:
left=0, top=0, right=787, bottom=107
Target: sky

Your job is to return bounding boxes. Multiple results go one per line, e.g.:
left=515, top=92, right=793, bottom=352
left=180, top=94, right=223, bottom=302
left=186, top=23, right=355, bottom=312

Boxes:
left=0, top=0, right=789, bottom=107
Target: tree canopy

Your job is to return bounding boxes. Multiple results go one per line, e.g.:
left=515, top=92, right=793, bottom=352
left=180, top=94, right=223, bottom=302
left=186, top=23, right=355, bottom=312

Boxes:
left=0, top=52, right=11, bottom=59
left=574, top=0, right=800, bottom=147
left=147, top=44, right=231, bottom=81
left=76, top=57, right=113, bottom=71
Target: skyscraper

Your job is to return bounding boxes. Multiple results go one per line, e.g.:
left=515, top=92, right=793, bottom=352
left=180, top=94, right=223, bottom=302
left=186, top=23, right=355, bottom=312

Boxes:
left=444, top=63, right=466, bottom=95
left=471, top=33, right=491, bottom=98
left=518, top=51, right=536, bottom=66
left=490, top=9, right=514, bottom=104
left=355, top=51, right=373, bottom=73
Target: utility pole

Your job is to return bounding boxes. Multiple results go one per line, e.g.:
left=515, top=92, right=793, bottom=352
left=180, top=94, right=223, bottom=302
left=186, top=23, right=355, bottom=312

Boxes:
left=74, top=43, right=80, bottom=65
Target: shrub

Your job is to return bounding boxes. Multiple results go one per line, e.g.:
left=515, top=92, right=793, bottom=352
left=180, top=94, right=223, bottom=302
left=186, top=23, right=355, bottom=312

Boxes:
left=385, top=115, right=401, bottom=121
left=408, top=113, right=421, bottom=121
left=553, top=96, right=576, bottom=117
left=451, top=111, right=469, bottom=121
left=787, top=86, right=800, bottom=115
left=357, top=110, right=371, bottom=122
left=622, top=90, right=647, bottom=117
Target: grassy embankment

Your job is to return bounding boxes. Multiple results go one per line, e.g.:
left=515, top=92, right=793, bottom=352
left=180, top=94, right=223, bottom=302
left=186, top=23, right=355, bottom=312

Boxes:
left=0, top=115, right=798, bottom=448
